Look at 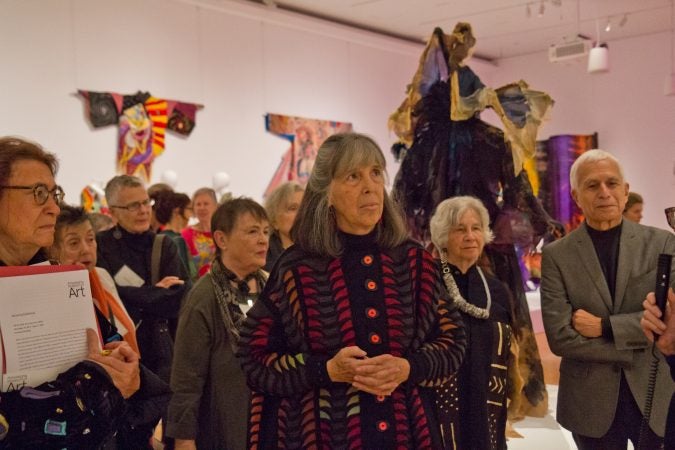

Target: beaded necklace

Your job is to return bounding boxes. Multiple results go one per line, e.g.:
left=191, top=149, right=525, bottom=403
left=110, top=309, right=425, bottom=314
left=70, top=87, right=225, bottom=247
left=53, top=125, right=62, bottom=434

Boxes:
left=441, top=260, right=491, bottom=319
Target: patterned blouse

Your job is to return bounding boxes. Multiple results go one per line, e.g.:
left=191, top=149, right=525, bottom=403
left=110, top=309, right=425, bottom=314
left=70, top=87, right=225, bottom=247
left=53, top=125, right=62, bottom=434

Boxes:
left=237, top=232, right=466, bottom=449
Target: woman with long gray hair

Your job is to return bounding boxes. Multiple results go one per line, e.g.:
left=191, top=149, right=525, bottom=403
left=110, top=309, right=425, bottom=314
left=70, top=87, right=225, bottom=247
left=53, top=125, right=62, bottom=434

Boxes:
left=237, top=132, right=466, bottom=449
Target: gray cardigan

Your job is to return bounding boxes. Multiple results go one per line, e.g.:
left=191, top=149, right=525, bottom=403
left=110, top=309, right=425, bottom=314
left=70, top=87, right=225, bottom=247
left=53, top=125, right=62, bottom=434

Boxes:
left=165, top=273, right=250, bottom=450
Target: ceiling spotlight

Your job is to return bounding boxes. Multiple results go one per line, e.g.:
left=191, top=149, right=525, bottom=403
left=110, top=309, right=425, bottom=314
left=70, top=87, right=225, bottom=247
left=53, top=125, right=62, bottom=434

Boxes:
left=538, top=1, right=545, bottom=17
left=551, top=0, right=562, bottom=5
left=619, top=14, right=628, bottom=27
left=605, top=18, right=612, bottom=32
left=526, top=3, right=532, bottom=18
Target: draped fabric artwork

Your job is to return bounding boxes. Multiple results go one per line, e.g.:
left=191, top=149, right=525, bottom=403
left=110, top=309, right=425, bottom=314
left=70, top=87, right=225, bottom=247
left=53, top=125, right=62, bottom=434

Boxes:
left=389, top=24, right=559, bottom=422
left=81, top=184, right=108, bottom=214
left=264, top=113, right=352, bottom=197
left=534, top=133, right=598, bottom=233
left=517, top=134, right=598, bottom=288
left=78, top=90, right=200, bottom=182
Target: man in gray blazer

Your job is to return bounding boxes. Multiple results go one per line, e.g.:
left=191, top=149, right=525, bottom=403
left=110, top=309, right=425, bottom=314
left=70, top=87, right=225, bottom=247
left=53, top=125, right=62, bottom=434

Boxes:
left=541, top=149, right=675, bottom=448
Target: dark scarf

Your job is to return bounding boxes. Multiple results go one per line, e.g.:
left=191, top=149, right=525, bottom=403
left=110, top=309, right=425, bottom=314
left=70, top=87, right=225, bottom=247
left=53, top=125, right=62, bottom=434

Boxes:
left=210, top=258, right=266, bottom=350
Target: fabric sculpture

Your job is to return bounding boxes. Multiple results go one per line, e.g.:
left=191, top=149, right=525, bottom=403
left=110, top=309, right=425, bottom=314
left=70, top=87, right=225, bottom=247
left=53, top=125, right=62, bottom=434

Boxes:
left=80, top=183, right=108, bottom=214
left=534, top=134, right=598, bottom=233
left=78, top=90, right=200, bottom=182
left=389, top=24, right=562, bottom=421
left=264, top=113, right=352, bottom=197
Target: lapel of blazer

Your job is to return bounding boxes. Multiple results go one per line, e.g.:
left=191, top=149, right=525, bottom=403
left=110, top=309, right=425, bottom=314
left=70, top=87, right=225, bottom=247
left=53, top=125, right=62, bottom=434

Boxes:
left=574, top=223, right=613, bottom=312
left=614, top=220, right=638, bottom=313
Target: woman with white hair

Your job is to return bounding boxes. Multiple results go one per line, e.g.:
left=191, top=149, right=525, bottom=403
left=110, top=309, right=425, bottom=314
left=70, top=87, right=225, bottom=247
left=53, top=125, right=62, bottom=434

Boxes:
left=430, top=195, right=513, bottom=450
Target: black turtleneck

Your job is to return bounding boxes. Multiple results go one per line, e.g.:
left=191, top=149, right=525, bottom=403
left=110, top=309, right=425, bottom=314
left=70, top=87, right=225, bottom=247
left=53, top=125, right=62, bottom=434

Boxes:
left=586, top=222, right=622, bottom=339
left=586, top=222, right=622, bottom=302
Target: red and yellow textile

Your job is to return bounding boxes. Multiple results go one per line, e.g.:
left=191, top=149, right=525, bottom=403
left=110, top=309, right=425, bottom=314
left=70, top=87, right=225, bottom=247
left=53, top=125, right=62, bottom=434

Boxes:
left=78, top=90, right=200, bottom=182
left=264, top=113, right=352, bottom=197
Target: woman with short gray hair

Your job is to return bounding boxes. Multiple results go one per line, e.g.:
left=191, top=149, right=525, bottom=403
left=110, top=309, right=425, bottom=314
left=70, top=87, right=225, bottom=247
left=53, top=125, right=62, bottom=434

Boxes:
left=430, top=195, right=513, bottom=450
left=237, top=132, right=466, bottom=449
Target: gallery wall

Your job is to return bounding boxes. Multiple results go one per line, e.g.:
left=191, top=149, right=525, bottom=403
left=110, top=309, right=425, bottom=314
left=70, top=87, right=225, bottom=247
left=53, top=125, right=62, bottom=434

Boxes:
left=0, top=0, right=496, bottom=203
left=489, top=31, right=675, bottom=228
left=1, top=0, right=673, bottom=228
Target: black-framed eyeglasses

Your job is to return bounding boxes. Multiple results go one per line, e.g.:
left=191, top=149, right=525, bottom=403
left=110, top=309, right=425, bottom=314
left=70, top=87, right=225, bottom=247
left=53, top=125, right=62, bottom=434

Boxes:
left=110, top=198, right=153, bottom=212
left=0, top=183, right=65, bottom=205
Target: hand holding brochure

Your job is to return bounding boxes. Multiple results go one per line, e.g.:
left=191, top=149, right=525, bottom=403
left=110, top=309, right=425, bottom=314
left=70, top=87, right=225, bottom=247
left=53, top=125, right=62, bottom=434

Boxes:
left=0, top=265, right=99, bottom=391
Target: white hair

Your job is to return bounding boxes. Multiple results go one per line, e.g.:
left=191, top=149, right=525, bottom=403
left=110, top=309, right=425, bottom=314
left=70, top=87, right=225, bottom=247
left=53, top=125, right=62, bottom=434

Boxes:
left=430, top=196, right=493, bottom=253
left=569, top=149, right=625, bottom=192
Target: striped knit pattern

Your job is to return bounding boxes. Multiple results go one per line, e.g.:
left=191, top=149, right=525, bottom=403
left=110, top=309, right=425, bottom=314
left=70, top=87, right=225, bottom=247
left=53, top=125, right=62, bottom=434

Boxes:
left=238, top=238, right=466, bottom=449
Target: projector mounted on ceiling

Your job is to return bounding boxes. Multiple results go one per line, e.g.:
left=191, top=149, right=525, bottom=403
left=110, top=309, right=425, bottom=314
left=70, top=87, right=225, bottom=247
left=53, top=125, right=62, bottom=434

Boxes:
left=549, top=38, right=592, bottom=63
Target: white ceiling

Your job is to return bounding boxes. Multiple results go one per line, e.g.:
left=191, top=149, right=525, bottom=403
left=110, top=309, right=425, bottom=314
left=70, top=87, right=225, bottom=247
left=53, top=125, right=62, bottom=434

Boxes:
left=247, top=0, right=674, bottom=61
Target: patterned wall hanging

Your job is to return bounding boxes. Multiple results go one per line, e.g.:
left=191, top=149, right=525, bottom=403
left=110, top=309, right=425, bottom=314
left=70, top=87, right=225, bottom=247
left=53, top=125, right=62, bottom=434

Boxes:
left=264, top=113, right=352, bottom=197
left=78, top=90, right=202, bottom=182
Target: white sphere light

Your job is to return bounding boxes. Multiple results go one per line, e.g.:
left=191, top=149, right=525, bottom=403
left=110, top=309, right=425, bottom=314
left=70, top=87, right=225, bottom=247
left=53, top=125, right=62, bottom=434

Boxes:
left=160, top=170, right=179, bottom=188
left=213, top=171, right=231, bottom=192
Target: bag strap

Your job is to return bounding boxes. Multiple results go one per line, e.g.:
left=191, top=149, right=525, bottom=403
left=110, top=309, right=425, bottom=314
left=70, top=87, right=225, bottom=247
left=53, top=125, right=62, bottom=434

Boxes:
left=151, top=234, right=165, bottom=285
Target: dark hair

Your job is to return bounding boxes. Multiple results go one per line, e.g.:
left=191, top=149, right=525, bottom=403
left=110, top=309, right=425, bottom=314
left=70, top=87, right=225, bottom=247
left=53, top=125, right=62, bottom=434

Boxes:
left=0, top=136, right=59, bottom=188
left=54, top=204, right=90, bottom=243
left=211, top=197, right=268, bottom=258
left=147, top=183, right=173, bottom=199
left=291, top=132, right=407, bottom=257
left=154, top=191, right=191, bottom=225
left=624, top=192, right=643, bottom=212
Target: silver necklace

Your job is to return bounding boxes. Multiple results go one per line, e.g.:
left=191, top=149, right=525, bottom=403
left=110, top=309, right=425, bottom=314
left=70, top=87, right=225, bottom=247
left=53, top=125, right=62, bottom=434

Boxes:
left=441, top=260, right=491, bottom=319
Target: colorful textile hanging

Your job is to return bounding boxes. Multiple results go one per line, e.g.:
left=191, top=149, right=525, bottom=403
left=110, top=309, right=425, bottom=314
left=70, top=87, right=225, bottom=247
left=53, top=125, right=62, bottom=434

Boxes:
left=264, top=113, right=352, bottom=197
left=78, top=90, right=200, bottom=182
left=80, top=184, right=108, bottom=214
left=534, top=133, right=598, bottom=233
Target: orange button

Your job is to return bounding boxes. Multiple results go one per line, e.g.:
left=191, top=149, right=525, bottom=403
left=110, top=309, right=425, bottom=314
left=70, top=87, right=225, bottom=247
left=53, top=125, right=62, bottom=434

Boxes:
left=369, top=332, right=381, bottom=344
left=366, top=307, right=379, bottom=319
left=365, top=280, right=377, bottom=291
left=362, top=255, right=374, bottom=266
left=375, top=395, right=386, bottom=402
left=377, top=420, right=389, bottom=432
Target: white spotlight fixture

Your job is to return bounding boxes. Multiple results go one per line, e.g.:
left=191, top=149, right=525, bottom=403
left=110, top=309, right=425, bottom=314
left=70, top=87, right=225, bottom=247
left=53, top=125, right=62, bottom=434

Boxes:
left=605, top=18, right=612, bottom=32
left=538, top=1, right=545, bottom=17
left=526, top=3, right=532, bottom=18
left=588, top=44, right=610, bottom=73
left=588, top=20, right=610, bottom=73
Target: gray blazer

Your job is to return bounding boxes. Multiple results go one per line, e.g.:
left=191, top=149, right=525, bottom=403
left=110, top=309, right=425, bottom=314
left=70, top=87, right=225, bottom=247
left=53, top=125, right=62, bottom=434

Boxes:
left=541, top=219, right=675, bottom=437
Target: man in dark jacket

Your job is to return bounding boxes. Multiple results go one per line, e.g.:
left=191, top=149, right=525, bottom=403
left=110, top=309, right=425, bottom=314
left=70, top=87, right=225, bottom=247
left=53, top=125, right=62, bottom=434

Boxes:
left=97, top=175, right=190, bottom=446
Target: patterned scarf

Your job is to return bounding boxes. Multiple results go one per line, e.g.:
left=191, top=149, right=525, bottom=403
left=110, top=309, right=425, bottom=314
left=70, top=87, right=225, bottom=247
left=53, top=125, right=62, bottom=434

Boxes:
left=210, top=258, right=266, bottom=351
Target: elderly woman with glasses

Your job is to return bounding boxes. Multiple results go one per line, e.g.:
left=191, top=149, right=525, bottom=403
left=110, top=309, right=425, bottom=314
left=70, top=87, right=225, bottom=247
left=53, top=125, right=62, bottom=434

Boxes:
left=237, top=132, right=466, bottom=449
left=430, top=196, right=514, bottom=450
left=0, top=136, right=140, bottom=447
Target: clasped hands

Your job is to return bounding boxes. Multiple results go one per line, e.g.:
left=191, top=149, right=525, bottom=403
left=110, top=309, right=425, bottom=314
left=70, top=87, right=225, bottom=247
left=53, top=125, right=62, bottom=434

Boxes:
left=86, top=328, right=140, bottom=399
left=326, top=346, right=410, bottom=397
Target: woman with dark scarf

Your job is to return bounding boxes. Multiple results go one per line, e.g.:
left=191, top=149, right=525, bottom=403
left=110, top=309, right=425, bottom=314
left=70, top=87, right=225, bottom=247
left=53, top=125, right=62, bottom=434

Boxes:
left=430, top=196, right=514, bottom=450
left=237, top=133, right=466, bottom=449
left=166, top=197, right=270, bottom=450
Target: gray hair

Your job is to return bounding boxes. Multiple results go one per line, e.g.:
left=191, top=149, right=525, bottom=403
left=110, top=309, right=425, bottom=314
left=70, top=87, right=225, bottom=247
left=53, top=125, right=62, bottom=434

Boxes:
left=192, top=187, right=217, bottom=203
left=430, top=196, right=493, bottom=253
left=570, top=149, right=625, bottom=192
left=291, top=132, right=408, bottom=257
left=104, top=175, right=145, bottom=206
left=264, top=181, right=304, bottom=230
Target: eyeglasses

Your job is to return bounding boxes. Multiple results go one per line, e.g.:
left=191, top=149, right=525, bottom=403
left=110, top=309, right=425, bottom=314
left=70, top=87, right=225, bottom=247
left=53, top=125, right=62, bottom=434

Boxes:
left=110, top=198, right=153, bottom=212
left=0, top=183, right=65, bottom=205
